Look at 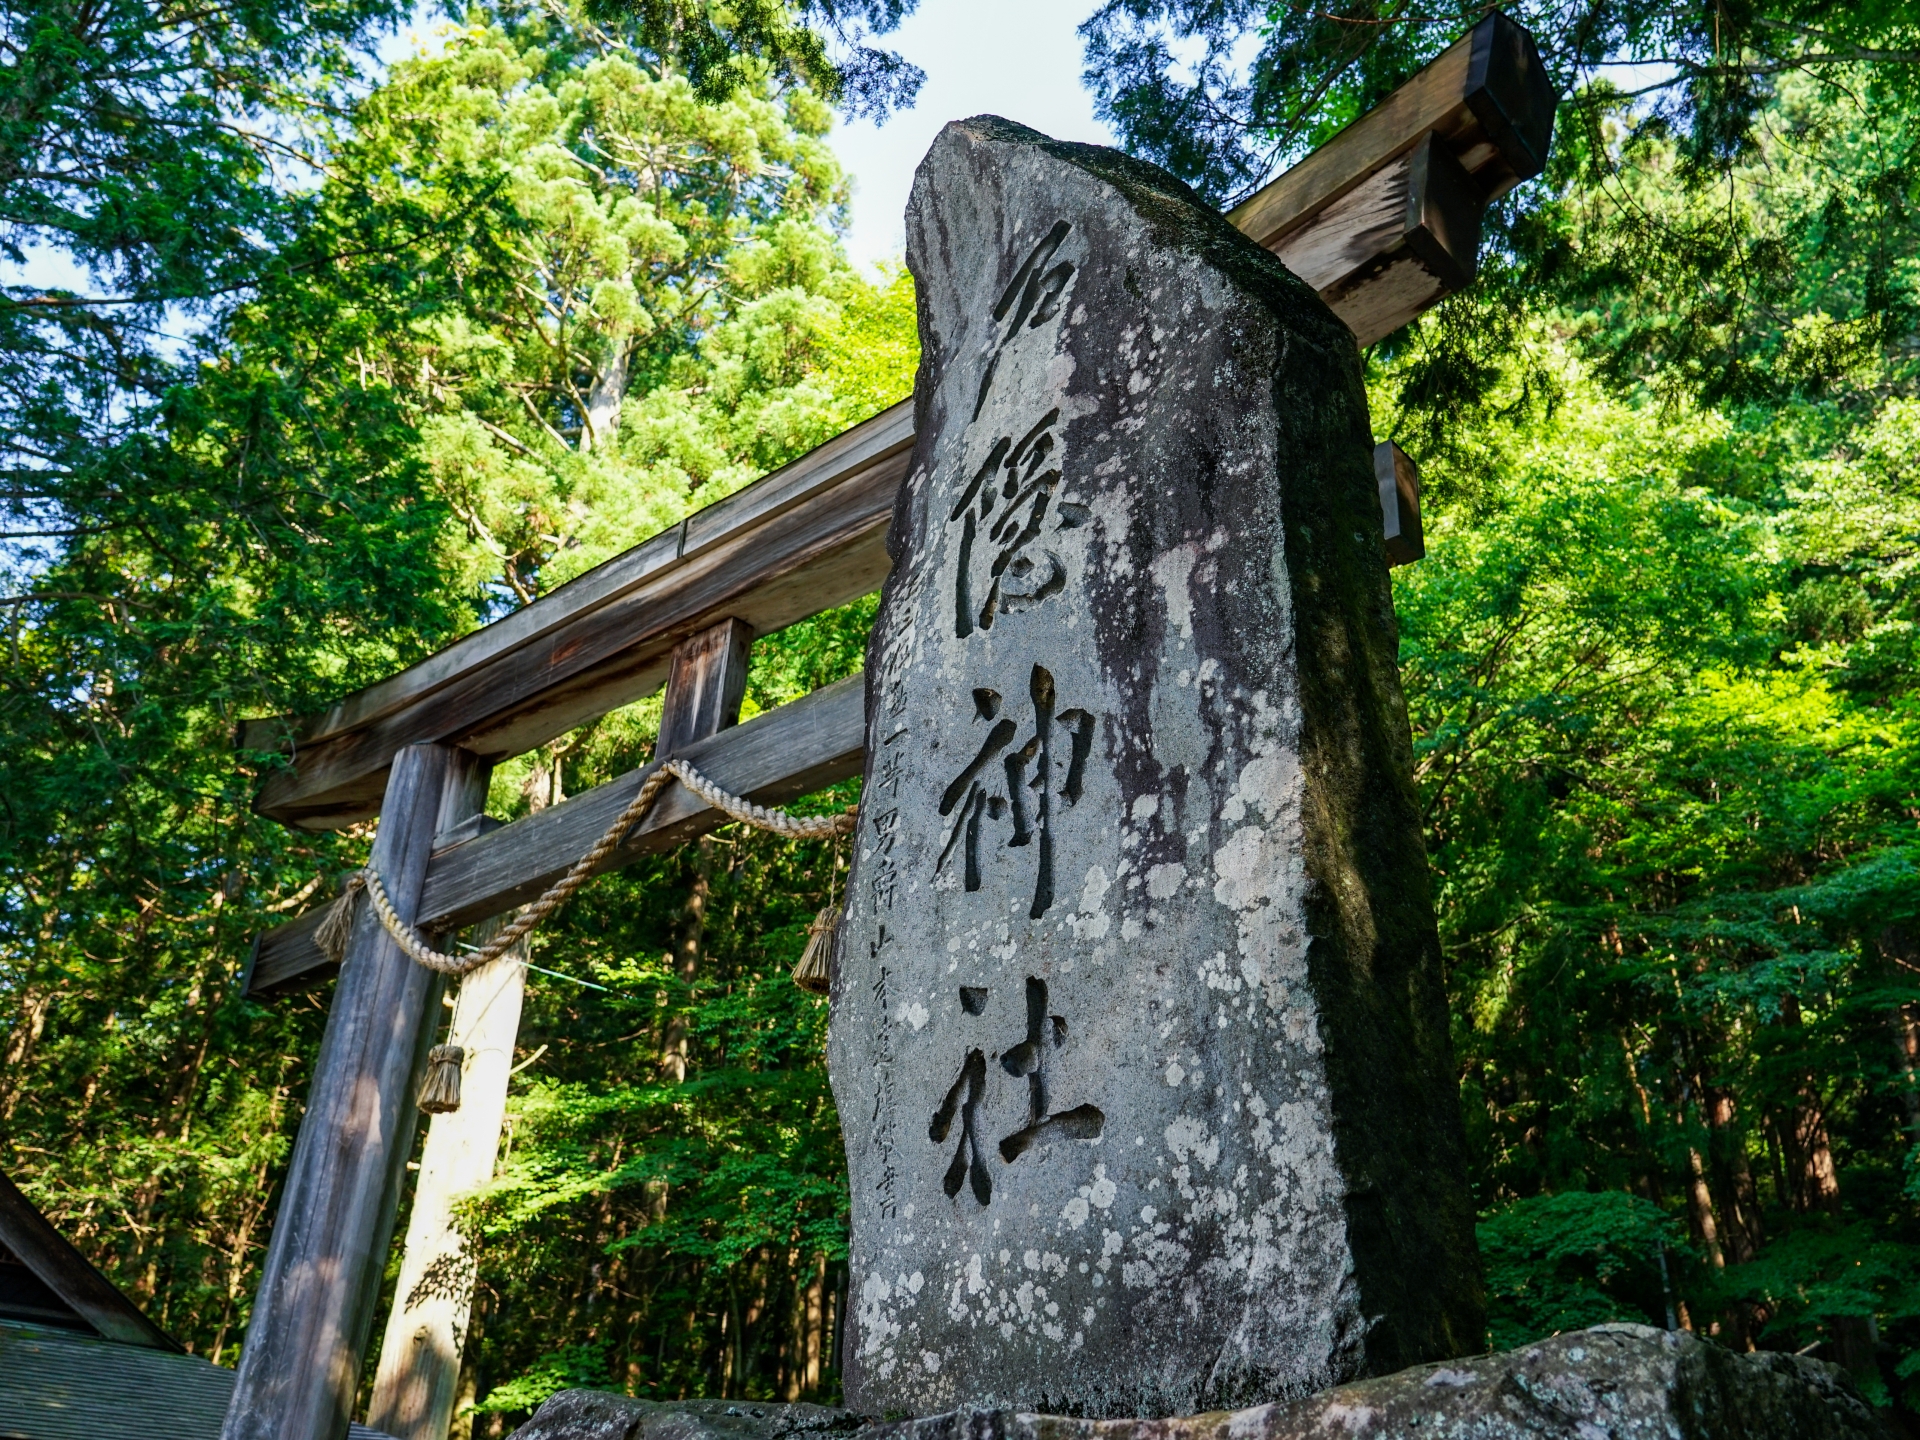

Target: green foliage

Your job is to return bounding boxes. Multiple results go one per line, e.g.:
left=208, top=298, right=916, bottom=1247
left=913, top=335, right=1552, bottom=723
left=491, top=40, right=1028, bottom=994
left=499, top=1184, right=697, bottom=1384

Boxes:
left=1714, top=1223, right=1920, bottom=1388
left=1366, top=58, right=1920, bottom=1401
left=1479, top=1191, right=1682, bottom=1349
left=0, top=0, right=916, bottom=1412
left=318, top=13, right=899, bottom=604
left=0, top=0, right=413, bottom=546
left=579, top=0, right=923, bottom=118
left=1522, top=71, right=1920, bottom=409
left=1078, top=0, right=1920, bottom=206
left=472, top=1340, right=613, bottom=1414
left=447, top=606, right=888, bottom=1417
left=1081, top=2, right=1920, bottom=419
left=465, top=834, right=856, bottom=1402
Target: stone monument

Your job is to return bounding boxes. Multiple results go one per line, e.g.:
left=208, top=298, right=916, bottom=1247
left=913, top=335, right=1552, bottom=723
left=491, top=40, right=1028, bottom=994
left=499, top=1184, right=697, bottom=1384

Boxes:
left=827, top=118, right=1483, bottom=1420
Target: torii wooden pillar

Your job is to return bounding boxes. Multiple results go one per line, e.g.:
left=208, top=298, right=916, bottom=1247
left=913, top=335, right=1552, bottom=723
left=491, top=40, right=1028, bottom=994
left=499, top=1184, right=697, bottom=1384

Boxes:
left=360, top=619, right=753, bottom=1440
left=223, top=17, right=1553, bottom=1438
left=223, top=745, right=489, bottom=1440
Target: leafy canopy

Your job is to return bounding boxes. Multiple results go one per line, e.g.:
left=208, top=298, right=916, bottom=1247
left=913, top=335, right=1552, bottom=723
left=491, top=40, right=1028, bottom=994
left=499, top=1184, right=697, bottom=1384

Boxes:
left=1080, top=1, right=1920, bottom=416
left=0, top=0, right=916, bottom=1395
left=1079, top=0, right=1920, bottom=207
left=583, top=0, right=925, bottom=117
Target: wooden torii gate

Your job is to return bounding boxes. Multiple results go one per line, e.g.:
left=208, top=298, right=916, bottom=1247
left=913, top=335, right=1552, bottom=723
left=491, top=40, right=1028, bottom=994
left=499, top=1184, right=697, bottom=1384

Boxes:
left=223, top=16, right=1555, bottom=1439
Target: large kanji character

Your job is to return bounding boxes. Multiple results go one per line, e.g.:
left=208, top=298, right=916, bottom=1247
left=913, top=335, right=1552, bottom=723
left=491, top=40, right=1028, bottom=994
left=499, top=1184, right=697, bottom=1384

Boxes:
left=998, top=977, right=1104, bottom=1162
left=930, top=1048, right=992, bottom=1204
left=937, top=664, right=1093, bottom=918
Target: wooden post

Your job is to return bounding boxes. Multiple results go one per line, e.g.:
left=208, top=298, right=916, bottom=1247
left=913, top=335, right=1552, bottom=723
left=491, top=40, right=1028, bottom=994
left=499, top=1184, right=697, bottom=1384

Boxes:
left=364, top=912, right=526, bottom=1440
left=657, top=617, right=752, bottom=758
left=361, top=620, right=751, bottom=1439
left=1375, top=440, right=1424, bottom=568
left=222, top=743, right=490, bottom=1440
left=658, top=619, right=753, bottom=1084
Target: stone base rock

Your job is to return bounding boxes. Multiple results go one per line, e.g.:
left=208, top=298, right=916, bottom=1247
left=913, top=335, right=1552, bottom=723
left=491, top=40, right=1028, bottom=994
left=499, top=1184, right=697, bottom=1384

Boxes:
left=507, top=1396, right=866, bottom=1440
left=509, top=1326, right=1883, bottom=1440
left=870, top=1325, right=1883, bottom=1440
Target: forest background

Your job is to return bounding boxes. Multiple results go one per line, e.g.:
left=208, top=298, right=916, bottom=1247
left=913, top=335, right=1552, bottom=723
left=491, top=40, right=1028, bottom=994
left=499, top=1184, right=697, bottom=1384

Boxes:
left=3, top=0, right=1920, bottom=1433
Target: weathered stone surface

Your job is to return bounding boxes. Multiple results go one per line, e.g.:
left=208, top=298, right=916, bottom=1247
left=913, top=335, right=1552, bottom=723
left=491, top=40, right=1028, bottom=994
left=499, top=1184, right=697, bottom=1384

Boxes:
left=510, top=1328, right=1883, bottom=1440
left=858, top=1326, right=1884, bottom=1440
left=507, top=1394, right=865, bottom=1440
left=827, top=115, right=1479, bottom=1420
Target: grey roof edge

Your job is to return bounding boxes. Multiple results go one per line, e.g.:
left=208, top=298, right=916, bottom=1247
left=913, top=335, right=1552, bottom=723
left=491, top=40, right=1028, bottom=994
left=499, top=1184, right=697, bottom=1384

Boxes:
left=0, top=1168, right=181, bottom=1351
left=0, top=1323, right=401, bottom=1440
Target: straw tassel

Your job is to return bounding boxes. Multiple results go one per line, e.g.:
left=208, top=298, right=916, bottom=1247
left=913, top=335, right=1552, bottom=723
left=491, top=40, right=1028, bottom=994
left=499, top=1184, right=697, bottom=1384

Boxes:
left=315, top=872, right=366, bottom=966
left=417, top=1045, right=464, bottom=1114
left=792, top=904, right=840, bottom=994
left=793, top=839, right=845, bottom=995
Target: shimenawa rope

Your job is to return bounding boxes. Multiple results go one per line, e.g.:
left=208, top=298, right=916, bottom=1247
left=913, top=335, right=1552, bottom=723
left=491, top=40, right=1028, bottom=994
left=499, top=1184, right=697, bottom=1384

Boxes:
left=316, top=757, right=857, bottom=980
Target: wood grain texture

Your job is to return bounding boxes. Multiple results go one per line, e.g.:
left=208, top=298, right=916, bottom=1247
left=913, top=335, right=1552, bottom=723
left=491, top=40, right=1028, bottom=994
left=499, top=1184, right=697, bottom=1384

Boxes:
left=242, top=902, right=332, bottom=997
left=656, top=617, right=753, bottom=758
left=221, top=745, right=487, bottom=1440
left=240, top=403, right=910, bottom=760
left=0, top=1168, right=180, bottom=1350
left=1226, top=10, right=1554, bottom=252
left=1272, top=150, right=1417, bottom=293
left=362, top=603, right=759, bottom=1435
left=247, top=403, right=910, bottom=828
left=1311, top=131, right=1486, bottom=345
left=247, top=676, right=865, bottom=997
left=233, top=525, right=683, bottom=762
left=1400, top=133, right=1482, bottom=289
left=1375, top=440, right=1424, bottom=567
left=364, top=911, right=526, bottom=1440
left=1327, top=255, right=1449, bottom=348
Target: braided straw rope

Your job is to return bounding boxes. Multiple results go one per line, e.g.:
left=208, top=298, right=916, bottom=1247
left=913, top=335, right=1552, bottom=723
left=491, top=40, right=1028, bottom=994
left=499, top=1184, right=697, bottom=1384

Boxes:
left=353, top=758, right=856, bottom=978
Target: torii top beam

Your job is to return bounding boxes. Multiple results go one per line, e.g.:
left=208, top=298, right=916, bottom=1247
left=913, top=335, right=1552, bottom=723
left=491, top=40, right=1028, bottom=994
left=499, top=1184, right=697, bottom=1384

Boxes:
left=238, top=11, right=1554, bottom=833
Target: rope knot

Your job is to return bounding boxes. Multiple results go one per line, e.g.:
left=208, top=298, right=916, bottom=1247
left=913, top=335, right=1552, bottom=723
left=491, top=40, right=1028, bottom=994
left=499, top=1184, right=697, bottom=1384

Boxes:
left=336, top=758, right=857, bottom=984
left=314, top=871, right=368, bottom=966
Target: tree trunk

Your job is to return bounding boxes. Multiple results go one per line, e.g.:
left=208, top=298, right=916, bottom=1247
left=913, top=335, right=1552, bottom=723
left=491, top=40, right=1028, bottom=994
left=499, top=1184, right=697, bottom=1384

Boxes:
left=1772, top=998, right=1874, bottom=1382
left=1702, top=1086, right=1764, bottom=1264
left=581, top=332, right=630, bottom=453
left=661, top=839, right=712, bottom=1084
left=1701, top=1084, right=1766, bottom=1350
left=524, top=747, right=565, bottom=813
left=0, top=984, right=51, bottom=1121
left=1671, top=1039, right=1725, bottom=1269
left=1878, top=927, right=1920, bottom=1142
left=654, top=619, right=750, bottom=1085
left=1776, top=999, right=1843, bottom=1216
left=1684, top=1144, right=1725, bottom=1269
left=1619, top=1032, right=1669, bottom=1208
left=1892, top=1004, right=1920, bottom=1142
left=447, top=1355, right=478, bottom=1440
left=787, top=1252, right=825, bottom=1399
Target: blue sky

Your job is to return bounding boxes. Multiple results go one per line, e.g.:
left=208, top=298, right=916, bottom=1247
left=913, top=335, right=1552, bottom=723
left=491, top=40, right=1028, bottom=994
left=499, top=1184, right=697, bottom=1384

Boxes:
left=824, top=0, right=1116, bottom=270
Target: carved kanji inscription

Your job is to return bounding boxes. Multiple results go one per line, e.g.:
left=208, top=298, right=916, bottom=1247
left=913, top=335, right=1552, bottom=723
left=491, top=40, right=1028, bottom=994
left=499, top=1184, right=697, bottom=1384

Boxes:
left=831, top=118, right=1476, bottom=1420
left=936, top=664, right=1092, bottom=918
